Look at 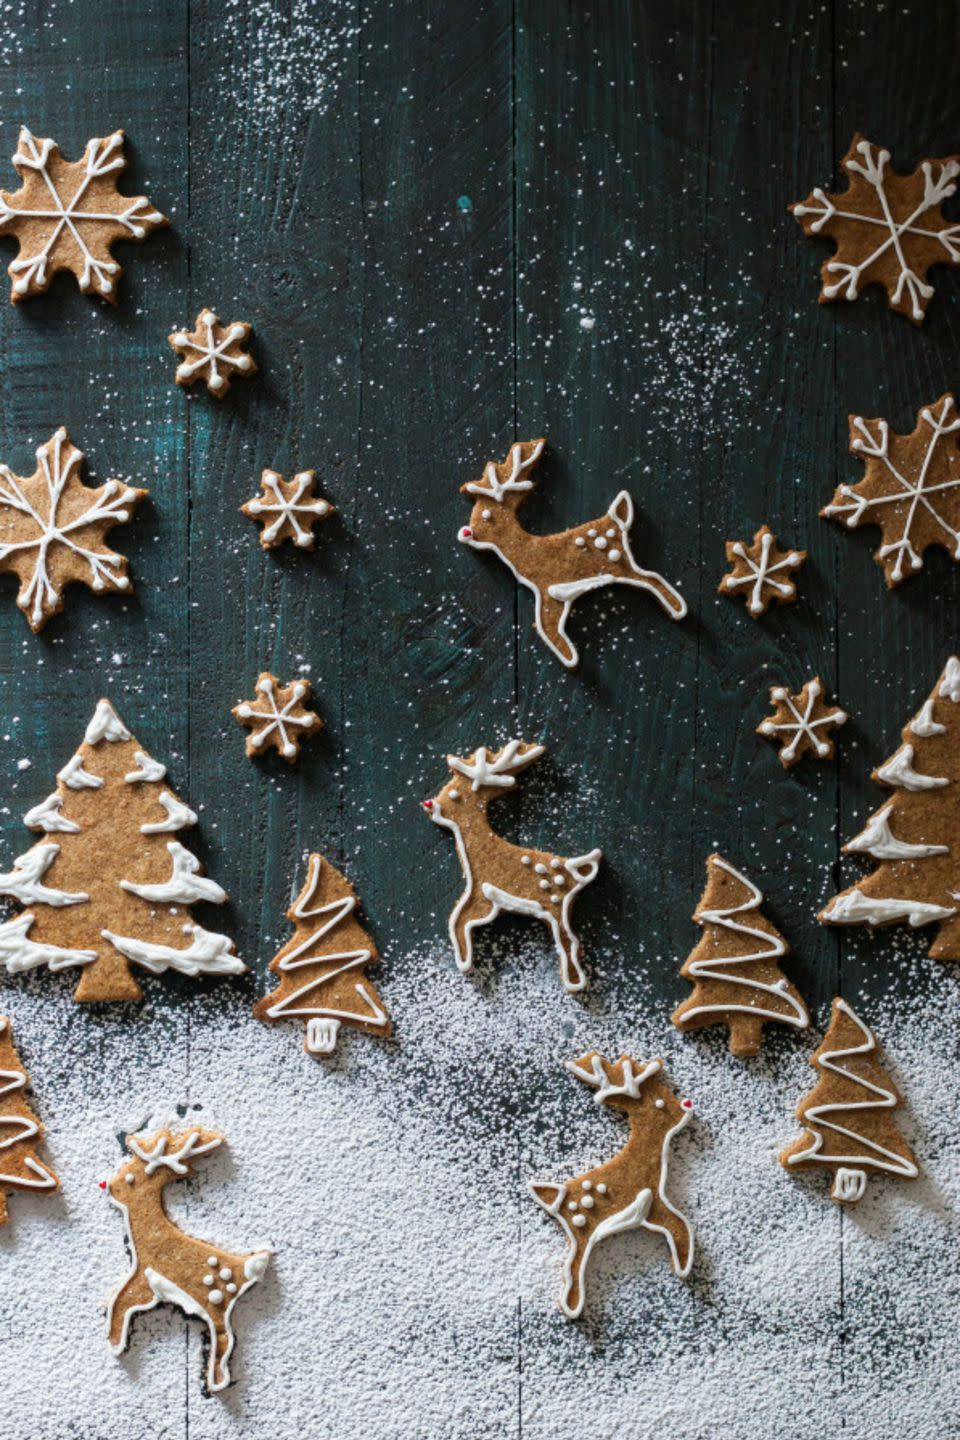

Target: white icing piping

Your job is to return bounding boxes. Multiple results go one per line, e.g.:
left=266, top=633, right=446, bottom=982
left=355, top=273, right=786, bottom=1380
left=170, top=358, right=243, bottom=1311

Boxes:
left=102, top=924, right=245, bottom=979
left=759, top=680, right=847, bottom=761
left=844, top=802, right=949, bottom=861
left=85, top=698, right=131, bottom=745
left=140, top=790, right=198, bottom=834
left=245, top=470, right=329, bottom=546
left=171, top=311, right=254, bottom=393
left=124, top=750, right=166, bottom=783
left=120, top=841, right=228, bottom=906
left=56, top=752, right=103, bottom=789
left=875, top=742, right=948, bottom=791
left=235, top=676, right=315, bottom=760
left=723, top=531, right=802, bottom=614
left=0, top=842, right=89, bottom=906
left=0, top=1017, right=57, bottom=1195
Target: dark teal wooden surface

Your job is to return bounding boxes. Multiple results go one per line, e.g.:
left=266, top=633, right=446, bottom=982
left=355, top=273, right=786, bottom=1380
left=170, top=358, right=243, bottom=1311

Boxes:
left=0, top=0, right=959, bottom=1422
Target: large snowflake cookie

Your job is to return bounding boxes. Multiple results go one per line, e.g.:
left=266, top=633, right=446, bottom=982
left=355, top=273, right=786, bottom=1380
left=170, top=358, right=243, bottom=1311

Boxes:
left=530, top=1052, right=694, bottom=1318
left=105, top=1125, right=271, bottom=1394
left=0, top=427, right=145, bottom=633
left=241, top=469, right=334, bottom=550
left=0, top=697, right=244, bottom=1004
left=823, top=393, right=960, bottom=587
left=422, top=740, right=601, bottom=993
left=780, top=999, right=918, bottom=1205
left=719, top=525, right=805, bottom=617
left=254, top=853, right=391, bottom=1057
left=0, top=1015, right=58, bottom=1225
left=758, top=678, right=847, bottom=768
left=0, top=127, right=166, bottom=302
left=168, top=308, right=257, bottom=397
left=458, top=439, right=686, bottom=669
left=233, top=673, right=322, bottom=762
left=790, top=135, right=960, bottom=323
left=672, top=853, right=809, bottom=1057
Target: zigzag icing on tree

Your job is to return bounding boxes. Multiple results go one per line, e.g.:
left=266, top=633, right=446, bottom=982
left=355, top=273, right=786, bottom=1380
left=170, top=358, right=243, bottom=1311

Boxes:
left=0, top=1015, right=58, bottom=1224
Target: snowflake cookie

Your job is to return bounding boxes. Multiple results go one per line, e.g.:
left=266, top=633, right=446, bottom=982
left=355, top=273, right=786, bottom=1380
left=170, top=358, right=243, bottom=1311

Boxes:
left=758, top=678, right=847, bottom=768
left=104, top=1125, right=271, bottom=1394
left=0, top=1015, right=58, bottom=1225
left=530, top=1053, right=694, bottom=1318
left=823, top=393, right=960, bottom=587
left=0, top=128, right=166, bottom=303
left=232, top=673, right=321, bottom=762
left=0, top=427, right=146, bottom=632
left=168, top=309, right=256, bottom=397
left=790, top=134, right=960, bottom=324
left=718, top=525, right=805, bottom=616
left=241, top=469, right=334, bottom=550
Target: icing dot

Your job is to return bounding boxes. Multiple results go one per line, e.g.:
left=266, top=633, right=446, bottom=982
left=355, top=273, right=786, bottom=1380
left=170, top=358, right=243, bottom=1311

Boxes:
left=594, top=536, right=608, bottom=550
left=203, top=1275, right=214, bottom=1286
left=534, top=863, right=547, bottom=875
left=448, top=789, right=460, bottom=800
left=209, top=1289, right=224, bottom=1305
left=596, top=1183, right=607, bottom=1194
left=219, top=1267, right=232, bottom=1280
left=572, top=1215, right=587, bottom=1228
left=609, top=549, right=621, bottom=562
left=606, top=527, right=616, bottom=538
left=226, top=1282, right=237, bottom=1294
left=581, top=1195, right=595, bottom=1209
left=207, top=1257, right=217, bottom=1267
left=550, top=859, right=560, bottom=869
left=655, top=1098, right=665, bottom=1109
left=125, top=1173, right=134, bottom=1185
left=539, top=880, right=550, bottom=890
left=575, top=537, right=586, bottom=547
left=521, top=856, right=531, bottom=866
left=581, top=1180, right=592, bottom=1190
left=481, top=508, right=491, bottom=520
left=587, top=528, right=597, bottom=538
left=568, top=1200, right=578, bottom=1211
left=550, top=894, right=560, bottom=904
left=552, top=874, right=565, bottom=886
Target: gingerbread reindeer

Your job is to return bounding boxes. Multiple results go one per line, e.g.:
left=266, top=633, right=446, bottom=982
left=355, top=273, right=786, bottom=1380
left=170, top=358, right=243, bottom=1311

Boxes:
left=422, top=740, right=601, bottom=993
left=530, top=1053, right=694, bottom=1319
left=105, top=1125, right=271, bottom=1394
left=458, top=439, right=687, bottom=668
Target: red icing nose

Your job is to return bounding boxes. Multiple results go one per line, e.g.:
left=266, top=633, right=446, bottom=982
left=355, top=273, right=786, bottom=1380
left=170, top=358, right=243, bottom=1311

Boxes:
left=422, top=800, right=434, bottom=811
left=98, top=1179, right=107, bottom=1189
left=681, top=1098, right=693, bottom=1110
left=460, top=527, right=473, bottom=539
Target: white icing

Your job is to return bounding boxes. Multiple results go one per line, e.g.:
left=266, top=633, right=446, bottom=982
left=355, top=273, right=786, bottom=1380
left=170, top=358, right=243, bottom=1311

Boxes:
left=127, top=1129, right=222, bottom=1176
left=760, top=679, right=847, bottom=761
left=245, top=470, right=330, bottom=547
left=821, top=890, right=956, bottom=928
left=102, top=923, right=245, bottom=978
left=844, top=802, right=949, bottom=861
left=831, top=1167, right=867, bottom=1203
left=875, top=743, right=948, bottom=791
left=24, top=792, right=79, bottom=834
left=0, top=1016, right=57, bottom=1195
left=85, top=698, right=131, bottom=745
left=910, top=698, right=946, bottom=737
left=235, top=676, right=317, bottom=759
left=171, top=310, right=254, bottom=392
left=124, top=750, right=166, bottom=783
left=566, top=1053, right=663, bottom=1102
left=940, top=656, right=960, bottom=701
left=447, top=740, right=544, bottom=791
left=0, top=912, right=96, bottom=972
left=722, top=530, right=802, bottom=614
left=120, top=841, right=228, bottom=906
left=140, top=790, right=198, bottom=834
left=463, top=438, right=545, bottom=502
left=56, top=752, right=103, bottom=789
left=0, top=842, right=88, bottom=906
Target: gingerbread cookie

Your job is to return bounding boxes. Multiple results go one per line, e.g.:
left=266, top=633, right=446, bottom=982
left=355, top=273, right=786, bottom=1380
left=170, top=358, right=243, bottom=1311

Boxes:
left=0, top=127, right=166, bottom=302
left=822, top=394, right=960, bottom=587
left=105, top=1125, right=271, bottom=1394
left=758, top=678, right=847, bottom=767
left=790, top=135, right=960, bottom=323
left=422, top=741, right=601, bottom=993
left=780, top=998, right=918, bottom=1205
left=0, top=427, right=146, bottom=633
left=169, top=309, right=256, bottom=396
left=0, top=697, right=243, bottom=1004
left=530, top=1052, right=694, bottom=1318
left=718, top=525, right=805, bottom=616
left=254, top=853, right=391, bottom=1056
left=672, top=854, right=809, bottom=1056
left=820, top=655, right=960, bottom=959
left=241, top=469, right=334, bottom=550
left=0, top=1015, right=58, bottom=1224
left=458, top=440, right=686, bottom=669
left=233, top=673, right=322, bottom=762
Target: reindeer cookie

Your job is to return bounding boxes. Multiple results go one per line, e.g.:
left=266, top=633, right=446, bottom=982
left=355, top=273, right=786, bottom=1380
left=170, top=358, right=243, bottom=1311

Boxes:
left=530, top=1052, right=694, bottom=1319
left=459, top=440, right=687, bottom=669
left=105, top=1126, right=271, bottom=1395
left=422, top=741, right=601, bottom=993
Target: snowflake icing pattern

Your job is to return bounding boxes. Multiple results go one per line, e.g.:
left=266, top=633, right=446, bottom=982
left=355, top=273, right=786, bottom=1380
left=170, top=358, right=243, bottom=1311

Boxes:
left=719, top=525, right=805, bottom=616
left=0, top=128, right=166, bottom=302
left=823, top=393, right=960, bottom=587
left=0, top=428, right=146, bottom=632
left=233, top=674, right=322, bottom=762
left=791, top=135, right=960, bottom=323
left=241, top=469, right=334, bottom=550
left=758, top=679, right=847, bottom=769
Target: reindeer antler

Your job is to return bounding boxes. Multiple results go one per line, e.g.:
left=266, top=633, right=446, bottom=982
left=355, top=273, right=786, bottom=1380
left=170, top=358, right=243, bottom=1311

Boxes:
left=462, top=439, right=546, bottom=502
left=566, top=1052, right=662, bottom=1103
left=127, top=1127, right=222, bottom=1176
left=447, top=739, right=545, bottom=791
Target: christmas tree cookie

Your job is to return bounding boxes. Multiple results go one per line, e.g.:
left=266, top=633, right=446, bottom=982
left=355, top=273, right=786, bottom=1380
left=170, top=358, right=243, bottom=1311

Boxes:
left=0, top=1015, right=58, bottom=1224
left=0, top=698, right=244, bottom=1003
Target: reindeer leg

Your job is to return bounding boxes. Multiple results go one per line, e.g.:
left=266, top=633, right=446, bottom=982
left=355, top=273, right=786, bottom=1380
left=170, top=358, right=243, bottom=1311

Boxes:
left=643, top=1194, right=694, bottom=1277
left=532, top=588, right=579, bottom=669
left=529, top=1182, right=590, bottom=1320
left=450, top=887, right=496, bottom=973
left=107, top=1268, right=155, bottom=1352
left=608, top=490, right=687, bottom=620
left=207, top=1318, right=234, bottom=1393
left=548, top=911, right=587, bottom=994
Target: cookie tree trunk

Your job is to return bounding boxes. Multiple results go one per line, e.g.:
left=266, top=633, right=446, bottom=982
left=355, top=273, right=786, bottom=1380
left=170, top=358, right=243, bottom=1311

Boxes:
left=820, top=656, right=960, bottom=959
left=0, top=699, right=242, bottom=1003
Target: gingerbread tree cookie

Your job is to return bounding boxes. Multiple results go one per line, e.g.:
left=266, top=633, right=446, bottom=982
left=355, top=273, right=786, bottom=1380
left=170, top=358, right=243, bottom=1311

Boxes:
left=781, top=999, right=918, bottom=1205
left=105, top=1125, right=271, bottom=1394
left=823, top=394, right=960, bottom=587
left=423, top=741, right=601, bottom=993
left=758, top=678, right=847, bottom=767
left=169, top=309, right=256, bottom=396
left=241, top=469, right=334, bottom=550
left=0, top=698, right=243, bottom=1003
left=790, top=135, right=960, bottom=323
left=718, top=525, right=805, bottom=617
left=0, top=427, right=146, bottom=633
left=233, top=674, right=322, bottom=762
left=530, top=1053, right=694, bottom=1318
left=672, top=854, right=809, bottom=1057
left=254, top=853, right=391, bottom=1057
left=458, top=439, right=686, bottom=669
left=0, top=1015, right=58, bottom=1225
left=821, top=656, right=960, bottom=959
left=0, top=127, right=166, bottom=303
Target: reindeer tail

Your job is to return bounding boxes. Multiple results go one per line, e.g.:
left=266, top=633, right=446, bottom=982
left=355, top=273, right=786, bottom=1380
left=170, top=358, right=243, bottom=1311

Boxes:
left=244, top=1250, right=271, bottom=1283
left=565, top=849, right=602, bottom=888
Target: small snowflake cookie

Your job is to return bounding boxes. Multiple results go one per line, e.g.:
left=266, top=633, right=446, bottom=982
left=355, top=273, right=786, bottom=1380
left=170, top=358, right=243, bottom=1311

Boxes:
left=530, top=1053, right=694, bottom=1318
left=719, top=525, right=805, bottom=617
left=0, top=1015, right=58, bottom=1225
left=0, top=427, right=146, bottom=632
left=241, top=469, right=334, bottom=550
left=104, top=1125, right=271, bottom=1394
left=823, top=393, right=960, bottom=587
left=233, top=673, right=322, bottom=762
left=758, top=678, right=847, bottom=768
left=0, top=127, right=166, bottom=302
left=790, top=134, right=960, bottom=324
left=168, top=308, right=256, bottom=397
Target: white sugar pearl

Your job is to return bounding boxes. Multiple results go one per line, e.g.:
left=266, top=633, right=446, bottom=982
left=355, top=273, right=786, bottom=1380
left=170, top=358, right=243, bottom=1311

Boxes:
left=575, top=536, right=586, bottom=547
left=572, top=1215, right=587, bottom=1228
left=594, top=536, right=607, bottom=549
left=581, top=1195, right=595, bottom=1209
left=550, top=859, right=560, bottom=869
left=521, top=855, right=531, bottom=866
left=539, top=880, right=550, bottom=890
left=207, top=1257, right=217, bottom=1267
left=587, top=528, right=597, bottom=537
left=606, top=527, right=616, bottom=538
left=482, top=508, right=491, bottom=519
left=219, top=1267, right=232, bottom=1281
left=550, top=894, right=560, bottom=904
left=609, top=548, right=621, bottom=562
left=568, top=1200, right=578, bottom=1211
left=553, top=874, right=565, bottom=886
left=535, top=863, right=547, bottom=874
left=655, top=1098, right=665, bottom=1109
left=209, top=1289, right=223, bottom=1305
left=581, top=1181, right=592, bottom=1190
left=596, top=1183, right=607, bottom=1194
left=203, top=1275, right=214, bottom=1286
left=226, top=1283, right=237, bottom=1294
